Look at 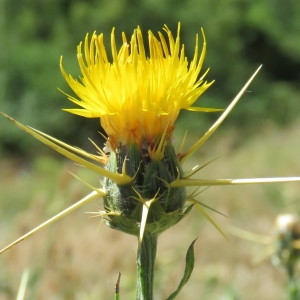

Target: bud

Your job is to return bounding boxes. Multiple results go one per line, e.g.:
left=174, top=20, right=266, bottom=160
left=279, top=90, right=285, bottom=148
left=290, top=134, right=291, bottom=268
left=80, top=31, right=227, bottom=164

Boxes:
left=102, top=141, right=190, bottom=236
left=273, top=214, right=300, bottom=277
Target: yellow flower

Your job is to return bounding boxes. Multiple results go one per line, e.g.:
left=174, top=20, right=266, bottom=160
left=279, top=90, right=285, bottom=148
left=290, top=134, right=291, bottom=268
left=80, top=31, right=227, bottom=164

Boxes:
left=2, top=23, right=300, bottom=255
left=60, top=23, right=213, bottom=148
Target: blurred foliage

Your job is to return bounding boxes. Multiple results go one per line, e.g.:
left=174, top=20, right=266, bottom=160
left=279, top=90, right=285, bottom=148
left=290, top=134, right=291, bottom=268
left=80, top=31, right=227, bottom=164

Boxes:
left=1, top=0, right=299, bottom=156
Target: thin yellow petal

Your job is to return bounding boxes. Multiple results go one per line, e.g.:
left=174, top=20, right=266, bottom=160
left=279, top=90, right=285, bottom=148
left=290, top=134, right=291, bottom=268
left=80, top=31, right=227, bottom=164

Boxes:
left=60, top=24, right=214, bottom=147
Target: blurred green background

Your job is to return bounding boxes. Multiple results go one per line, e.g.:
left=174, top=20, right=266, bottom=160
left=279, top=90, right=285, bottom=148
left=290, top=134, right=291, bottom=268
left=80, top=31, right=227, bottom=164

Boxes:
left=1, top=1, right=300, bottom=299
left=1, top=0, right=299, bottom=156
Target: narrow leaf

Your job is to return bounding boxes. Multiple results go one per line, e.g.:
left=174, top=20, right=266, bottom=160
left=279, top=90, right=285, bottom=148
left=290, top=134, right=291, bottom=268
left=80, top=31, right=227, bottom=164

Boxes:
left=114, top=272, right=121, bottom=300
left=166, top=239, right=197, bottom=300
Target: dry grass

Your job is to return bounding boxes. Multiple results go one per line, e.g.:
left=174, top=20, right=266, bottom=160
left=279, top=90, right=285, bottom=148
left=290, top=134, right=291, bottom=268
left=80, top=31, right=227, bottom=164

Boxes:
left=0, top=121, right=299, bottom=299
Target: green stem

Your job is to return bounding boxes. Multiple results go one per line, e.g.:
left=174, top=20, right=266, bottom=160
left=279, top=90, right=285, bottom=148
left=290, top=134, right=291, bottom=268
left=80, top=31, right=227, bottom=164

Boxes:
left=136, top=233, right=158, bottom=300
left=288, top=277, right=300, bottom=300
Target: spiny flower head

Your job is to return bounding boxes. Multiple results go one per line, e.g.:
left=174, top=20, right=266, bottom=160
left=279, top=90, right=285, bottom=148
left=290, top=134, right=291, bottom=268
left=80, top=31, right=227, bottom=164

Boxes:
left=2, top=23, right=300, bottom=254
left=59, top=23, right=215, bottom=236
left=60, top=23, right=213, bottom=149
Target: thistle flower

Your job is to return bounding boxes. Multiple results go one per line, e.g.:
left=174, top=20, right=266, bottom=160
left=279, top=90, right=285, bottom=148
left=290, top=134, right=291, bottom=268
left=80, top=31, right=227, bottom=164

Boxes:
left=59, top=23, right=217, bottom=238
left=229, top=214, right=300, bottom=298
left=60, top=24, right=214, bottom=149
left=273, top=214, right=300, bottom=278
left=1, top=23, right=300, bottom=299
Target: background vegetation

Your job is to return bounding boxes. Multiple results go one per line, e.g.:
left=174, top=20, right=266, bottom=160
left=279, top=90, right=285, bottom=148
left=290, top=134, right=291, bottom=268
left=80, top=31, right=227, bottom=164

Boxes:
left=1, top=0, right=300, bottom=156
left=0, top=0, right=299, bottom=299
left=1, top=123, right=299, bottom=299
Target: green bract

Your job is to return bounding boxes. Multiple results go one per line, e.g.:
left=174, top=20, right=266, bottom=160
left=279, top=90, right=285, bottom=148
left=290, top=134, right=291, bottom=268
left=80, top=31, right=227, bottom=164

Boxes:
left=103, top=143, right=191, bottom=236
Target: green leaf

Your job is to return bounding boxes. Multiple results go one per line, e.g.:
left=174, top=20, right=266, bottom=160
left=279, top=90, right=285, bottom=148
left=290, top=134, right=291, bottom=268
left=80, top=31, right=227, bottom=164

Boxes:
left=114, top=272, right=121, bottom=300
left=166, top=239, right=197, bottom=300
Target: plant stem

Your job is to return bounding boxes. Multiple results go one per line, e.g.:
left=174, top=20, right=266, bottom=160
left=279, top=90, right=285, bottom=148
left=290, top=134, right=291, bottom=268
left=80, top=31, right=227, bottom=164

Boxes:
left=136, top=233, right=158, bottom=300
left=288, top=277, right=300, bottom=300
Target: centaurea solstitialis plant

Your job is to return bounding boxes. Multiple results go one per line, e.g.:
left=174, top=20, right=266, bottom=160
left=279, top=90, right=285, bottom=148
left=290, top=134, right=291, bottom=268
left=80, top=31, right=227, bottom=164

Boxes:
left=229, top=214, right=300, bottom=299
left=274, top=215, right=300, bottom=299
left=1, top=23, right=300, bottom=299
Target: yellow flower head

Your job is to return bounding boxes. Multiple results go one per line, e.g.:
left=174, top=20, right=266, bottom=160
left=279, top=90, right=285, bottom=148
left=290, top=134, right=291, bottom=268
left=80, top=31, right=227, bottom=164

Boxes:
left=60, top=23, right=213, bottom=148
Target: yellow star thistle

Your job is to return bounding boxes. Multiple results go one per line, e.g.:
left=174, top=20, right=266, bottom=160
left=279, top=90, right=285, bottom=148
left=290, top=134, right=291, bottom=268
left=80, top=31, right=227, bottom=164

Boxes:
left=60, top=23, right=214, bottom=148
left=1, top=25, right=300, bottom=255
left=229, top=214, right=300, bottom=297
left=2, top=23, right=300, bottom=299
